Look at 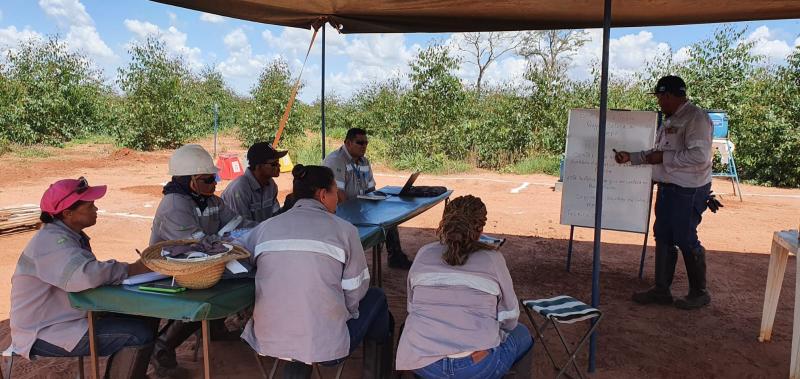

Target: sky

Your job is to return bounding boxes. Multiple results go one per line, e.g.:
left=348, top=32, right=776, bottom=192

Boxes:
left=1, top=0, right=798, bottom=103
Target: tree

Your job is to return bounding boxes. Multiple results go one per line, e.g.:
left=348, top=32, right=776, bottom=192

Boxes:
left=116, top=37, right=199, bottom=150
left=454, top=32, right=520, bottom=95
left=238, top=59, right=307, bottom=146
left=517, top=30, right=590, bottom=77
left=0, top=35, right=112, bottom=145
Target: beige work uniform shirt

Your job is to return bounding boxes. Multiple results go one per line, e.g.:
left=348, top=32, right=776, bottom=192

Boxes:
left=323, top=145, right=376, bottom=201
left=149, top=192, right=237, bottom=245
left=396, top=242, right=520, bottom=370
left=631, top=101, right=713, bottom=188
left=10, top=221, right=129, bottom=359
left=240, top=199, right=370, bottom=363
left=221, top=168, right=279, bottom=228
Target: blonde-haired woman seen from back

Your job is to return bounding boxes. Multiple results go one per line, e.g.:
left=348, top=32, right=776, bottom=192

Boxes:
left=396, top=195, right=533, bottom=379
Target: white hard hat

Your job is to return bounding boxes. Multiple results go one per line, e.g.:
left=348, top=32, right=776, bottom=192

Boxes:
left=168, top=144, right=219, bottom=176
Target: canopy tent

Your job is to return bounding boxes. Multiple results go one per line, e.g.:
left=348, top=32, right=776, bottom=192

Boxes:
left=152, top=0, right=800, bottom=373
left=153, top=0, right=800, bottom=33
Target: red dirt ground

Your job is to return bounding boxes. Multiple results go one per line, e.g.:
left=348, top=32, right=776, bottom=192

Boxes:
left=0, top=136, right=797, bottom=378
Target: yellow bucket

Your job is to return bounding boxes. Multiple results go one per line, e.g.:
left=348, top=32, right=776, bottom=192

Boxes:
left=279, top=154, right=294, bottom=173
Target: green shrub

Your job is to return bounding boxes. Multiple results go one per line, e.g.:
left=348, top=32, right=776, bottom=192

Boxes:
left=0, top=35, right=113, bottom=146
left=506, top=153, right=561, bottom=176
left=116, top=37, right=201, bottom=150
left=238, top=59, right=309, bottom=147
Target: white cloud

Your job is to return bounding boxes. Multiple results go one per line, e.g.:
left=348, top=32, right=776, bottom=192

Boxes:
left=39, top=0, right=91, bottom=28
left=795, top=37, right=800, bottom=47
left=745, top=26, right=796, bottom=63
left=200, top=12, right=225, bottom=24
left=217, top=28, right=269, bottom=81
left=0, top=26, right=44, bottom=51
left=124, top=19, right=203, bottom=71
left=65, top=25, right=115, bottom=60
left=260, top=25, right=416, bottom=100
left=569, top=29, right=673, bottom=81
left=168, top=12, right=178, bottom=25
left=223, top=28, right=248, bottom=50
left=38, top=0, right=115, bottom=60
left=674, top=47, right=692, bottom=64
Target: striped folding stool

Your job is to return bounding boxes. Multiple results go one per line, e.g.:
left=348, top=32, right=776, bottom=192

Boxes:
left=520, top=296, right=602, bottom=379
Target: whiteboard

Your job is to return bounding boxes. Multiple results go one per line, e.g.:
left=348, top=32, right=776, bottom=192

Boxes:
left=560, top=109, right=657, bottom=233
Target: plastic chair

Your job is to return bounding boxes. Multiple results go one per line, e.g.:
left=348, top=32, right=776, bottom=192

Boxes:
left=2, top=346, right=85, bottom=379
left=712, top=138, right=743, bottom=202
left=521, top=296, right=602, bottom=379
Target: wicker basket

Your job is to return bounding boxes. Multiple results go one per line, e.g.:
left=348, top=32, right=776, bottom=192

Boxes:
left=141, top=239, right=251, bottom=289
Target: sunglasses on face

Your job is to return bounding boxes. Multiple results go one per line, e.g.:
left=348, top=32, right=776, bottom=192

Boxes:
left=264, top=161, right=280, bottom=167
left=55, top=176, right=89, bottom=209
left=196, top=175, right=217, bottom=184
left=354, top=140, right=368, bottom=146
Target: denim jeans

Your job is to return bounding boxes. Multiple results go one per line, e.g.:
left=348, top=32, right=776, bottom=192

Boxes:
left=321, top=287, right=392, bottom=365
left=30, top=315, right=155, bottom=357
left=653, top=182, right=711, bottom=252
left=415, top=324, right=533, bottom=379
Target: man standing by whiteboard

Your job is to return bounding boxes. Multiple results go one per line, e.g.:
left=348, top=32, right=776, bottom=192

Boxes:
left=615, top=75, right=713, bottom=310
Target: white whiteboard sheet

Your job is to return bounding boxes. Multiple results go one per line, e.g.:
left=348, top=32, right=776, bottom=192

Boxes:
left=560, top=109, right=657, bottom=233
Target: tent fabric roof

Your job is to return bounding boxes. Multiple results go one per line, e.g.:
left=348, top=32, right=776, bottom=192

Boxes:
left=153, top=0, right=800, bottom=33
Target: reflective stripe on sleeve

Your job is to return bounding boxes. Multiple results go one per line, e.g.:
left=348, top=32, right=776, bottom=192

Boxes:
left=341, top=267, right=370, bottom=291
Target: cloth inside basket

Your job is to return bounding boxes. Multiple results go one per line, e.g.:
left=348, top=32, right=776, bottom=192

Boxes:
left=161, top=236, right=232, bottom=259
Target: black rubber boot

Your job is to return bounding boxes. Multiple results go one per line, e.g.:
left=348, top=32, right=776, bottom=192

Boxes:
left=632, top=244, right=676, bottom=305
left=104, top=343, right=155, bottom=379
left=152, top=321, right=198, bottom=378
left=386, top=227, right=412, bottom=270
left=675, top=246, right=711, bottom=310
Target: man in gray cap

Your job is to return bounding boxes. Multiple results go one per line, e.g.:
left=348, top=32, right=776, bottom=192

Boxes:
left=615, top=75, right=714, bottom=310
left=221, top=142, right=288, bottom=228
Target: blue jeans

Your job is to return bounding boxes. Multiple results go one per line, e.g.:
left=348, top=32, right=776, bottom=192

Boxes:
left=30, top=315, right=155, bottom=357
left=653, top=182, right=711, bottom=252
left=415, top=324, right=533, bottom=379
left=322, top=287, right=392, bottom=365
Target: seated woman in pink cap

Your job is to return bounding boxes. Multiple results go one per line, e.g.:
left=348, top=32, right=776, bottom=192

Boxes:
left=9, top=177, right=155, bottom=379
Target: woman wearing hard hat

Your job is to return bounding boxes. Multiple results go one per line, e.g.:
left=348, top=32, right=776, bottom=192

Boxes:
left=149, top=144, right=241, bottom=378
left=10, top=177, right=156, bottom=379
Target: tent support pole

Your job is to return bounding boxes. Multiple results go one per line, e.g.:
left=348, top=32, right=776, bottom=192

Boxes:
left=590, top=0, right=613, bottom=373
left=321, top=24, right=327, bottom=161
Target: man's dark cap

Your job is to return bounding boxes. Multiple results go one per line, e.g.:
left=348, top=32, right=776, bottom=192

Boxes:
left=650, top=75, right=687, bottom=96
left=247, top=142, right=288, bottom=165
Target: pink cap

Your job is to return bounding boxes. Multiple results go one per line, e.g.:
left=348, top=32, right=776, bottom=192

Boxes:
left=40, top=178, right=107, bottom=216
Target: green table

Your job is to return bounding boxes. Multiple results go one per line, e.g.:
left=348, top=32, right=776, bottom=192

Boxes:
left=68, top=191, right=448, bottom=378
left=68, top=226, right=384, bottom=379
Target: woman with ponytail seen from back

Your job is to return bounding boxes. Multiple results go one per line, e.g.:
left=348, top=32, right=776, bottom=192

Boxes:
left=240, top=164, right=394, bottom=378
left=396, top=195, right=533, bottom=379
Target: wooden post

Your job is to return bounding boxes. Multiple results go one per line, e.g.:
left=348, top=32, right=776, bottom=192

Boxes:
left=202, top=320, right=211, bottom=379
left=87, top=311, right=100, bottom=379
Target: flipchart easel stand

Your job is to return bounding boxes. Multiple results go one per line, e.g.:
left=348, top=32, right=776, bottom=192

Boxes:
left=565, top=182, right=655, bottom=279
